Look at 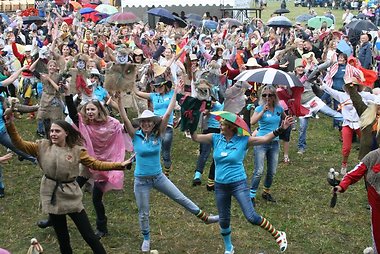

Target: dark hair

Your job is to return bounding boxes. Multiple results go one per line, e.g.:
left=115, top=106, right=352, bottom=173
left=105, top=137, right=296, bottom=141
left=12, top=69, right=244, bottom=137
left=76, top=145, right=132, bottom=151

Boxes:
left=51, top=120, right=84, bottom=147
left=338, top=53, right=348, bottom=61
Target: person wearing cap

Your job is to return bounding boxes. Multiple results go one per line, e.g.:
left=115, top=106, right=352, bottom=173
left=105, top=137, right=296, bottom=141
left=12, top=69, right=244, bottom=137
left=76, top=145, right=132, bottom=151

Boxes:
left=134, top=76, right=176, bottom=176
left=191, top=112, right=292, bottom=254
left=117, top=82, right=219, bottom=252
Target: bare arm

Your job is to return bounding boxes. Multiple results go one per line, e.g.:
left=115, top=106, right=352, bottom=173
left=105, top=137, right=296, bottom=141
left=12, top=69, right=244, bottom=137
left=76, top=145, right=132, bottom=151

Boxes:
left=133, top=85, right=151, bottom=99
left=1, top=66, right=27, bottom=87
left=191, top=133, right=213, bottom=144
left=159, top=81, right=184, bottom=134
left=117, top=92, right=136, bottom=139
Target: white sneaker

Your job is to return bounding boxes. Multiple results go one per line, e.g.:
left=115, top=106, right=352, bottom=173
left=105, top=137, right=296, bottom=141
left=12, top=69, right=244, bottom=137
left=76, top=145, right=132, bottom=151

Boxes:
left=141, top=239, right=150, bottom=252
left=205, top=214, right=219, bottom=224
left=276, top=231, right=287, bottom=252
left=340, top=167, right=347, bottom=175
left=224, top=246, right=234, bottom=254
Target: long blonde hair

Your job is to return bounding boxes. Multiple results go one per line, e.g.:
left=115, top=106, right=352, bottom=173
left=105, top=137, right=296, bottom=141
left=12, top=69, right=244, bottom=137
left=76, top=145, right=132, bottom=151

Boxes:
left=360, top=104, right=380, bottom=133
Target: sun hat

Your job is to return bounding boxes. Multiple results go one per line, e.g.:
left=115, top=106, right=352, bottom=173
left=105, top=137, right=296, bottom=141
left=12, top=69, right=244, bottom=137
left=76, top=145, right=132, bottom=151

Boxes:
left=133, top=48, right=144, bottom=56
left=153, top=76, right=172, bottom=88
left=245, top=57, right=262, bottom=67
left=90, top=68, right=101, bottom=77
left=189, top=54, right=198, bottom=61
left=133, top=110, right=162, bottom=124
left=153, top=63, right=167, bottom=77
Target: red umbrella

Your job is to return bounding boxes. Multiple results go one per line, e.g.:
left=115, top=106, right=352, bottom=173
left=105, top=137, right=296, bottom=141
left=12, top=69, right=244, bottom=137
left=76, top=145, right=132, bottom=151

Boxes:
left=63, top=17, right=73, bottom=25
left=319, top=31, right=343, bottom=41
left=109, top=12, right=139, bottom=24
left=21, top=7, right=39, bottom=17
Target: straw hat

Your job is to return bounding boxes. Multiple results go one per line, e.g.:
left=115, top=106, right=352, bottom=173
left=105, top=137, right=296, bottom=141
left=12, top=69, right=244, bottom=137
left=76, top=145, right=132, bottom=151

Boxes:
left=245, top=57, right=262, bottom=67
left=132, top=110, right=161, bottom=124
left=153, top=63, right=167, bottom=77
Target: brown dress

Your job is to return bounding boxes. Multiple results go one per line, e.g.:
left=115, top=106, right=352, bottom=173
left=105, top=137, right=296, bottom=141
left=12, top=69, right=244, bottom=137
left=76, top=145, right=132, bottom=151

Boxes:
left=36, top=74, right=65, bottom=121
left=7, top=122, right=124, bottom=215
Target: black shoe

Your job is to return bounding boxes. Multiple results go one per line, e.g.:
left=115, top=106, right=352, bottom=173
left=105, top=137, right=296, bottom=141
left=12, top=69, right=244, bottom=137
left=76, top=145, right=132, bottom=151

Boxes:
left=206, top=185, right=214, bottom=191
left=95, top=230, right=108, bottom=238
left=37, top=219, right=53, bottom=229
left=192, top=178, right=201, bottom=186
left=262, top=192, right=276, bottom=203
left=0, top=188, right=4, bottom=198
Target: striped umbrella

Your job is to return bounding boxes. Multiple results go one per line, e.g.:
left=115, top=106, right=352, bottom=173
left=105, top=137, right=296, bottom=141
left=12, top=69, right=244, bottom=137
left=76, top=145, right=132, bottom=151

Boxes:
left=234, top=68, right=302, bottom=87
left=211, top=111, right=250, bottom=136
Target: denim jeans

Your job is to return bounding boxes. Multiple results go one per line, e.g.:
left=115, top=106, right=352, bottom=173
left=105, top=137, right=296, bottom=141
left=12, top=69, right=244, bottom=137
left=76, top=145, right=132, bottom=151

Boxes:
left=298, top=105, right=343, bottom=150
left=0, top=166, right=3, bottom=189
left=0, top=130, right=36, bottom=163
left=162, top=127, right=173, bottom=169
left=195, top=128, right=220, bottom=174
left=215, top=179, right=262, bottom=230
left=250, top=141, right=280, bottom=198
left=134, top=173, right=200, bottom=236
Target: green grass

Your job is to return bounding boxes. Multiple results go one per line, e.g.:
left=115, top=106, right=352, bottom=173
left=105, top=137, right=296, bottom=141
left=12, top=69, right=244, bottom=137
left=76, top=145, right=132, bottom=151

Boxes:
left=0, top=4, right=369, bottom=254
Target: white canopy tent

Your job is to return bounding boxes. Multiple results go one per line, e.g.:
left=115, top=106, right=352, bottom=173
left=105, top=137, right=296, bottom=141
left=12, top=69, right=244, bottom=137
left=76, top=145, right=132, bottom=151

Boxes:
left=121, top=0, right=235, bottom=8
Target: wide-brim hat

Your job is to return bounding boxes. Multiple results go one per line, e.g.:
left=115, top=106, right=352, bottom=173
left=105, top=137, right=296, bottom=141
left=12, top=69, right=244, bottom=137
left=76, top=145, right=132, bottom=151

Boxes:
left=153, top=63, right=167, bottom=77
left=154, top=77, right=172, bottom=89
left=132, top=110, right=162, bottom=125
left=133, top=48, right=144, bottom=56
left=245, top=57, right=262, bottom=67
left=90, top=68, right=101, bottom=77
left=302, top=52, right=318, bottom=64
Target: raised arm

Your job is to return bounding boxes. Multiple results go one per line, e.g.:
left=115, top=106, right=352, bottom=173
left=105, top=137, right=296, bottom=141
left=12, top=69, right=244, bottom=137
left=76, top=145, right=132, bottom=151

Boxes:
left=1, top=66, right=27, bottom=87
left=117, top=92, right=136, bottom=139
left=133, top=84, right=151, bottom=99
left=159, top=80, right=184, bottom=134
left=191, top=132, right=213, bottom=144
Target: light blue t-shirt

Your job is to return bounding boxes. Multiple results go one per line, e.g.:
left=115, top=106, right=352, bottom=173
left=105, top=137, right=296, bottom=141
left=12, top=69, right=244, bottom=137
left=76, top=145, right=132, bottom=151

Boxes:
left=149, top=90, right=174, bottom=125
left=255, top=105, right=283, bottom=140
left=212, top=133, right=249, bottom=184
left=93, top=86, right=108, bottom=103
left=133, top=129, right=162, bottom=177
left=207, top=102, right=224, bottom=129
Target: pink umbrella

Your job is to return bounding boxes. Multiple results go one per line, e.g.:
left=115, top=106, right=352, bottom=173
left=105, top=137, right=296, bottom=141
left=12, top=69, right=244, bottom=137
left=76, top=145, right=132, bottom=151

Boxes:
left=109, top=12, right=139, bottom=24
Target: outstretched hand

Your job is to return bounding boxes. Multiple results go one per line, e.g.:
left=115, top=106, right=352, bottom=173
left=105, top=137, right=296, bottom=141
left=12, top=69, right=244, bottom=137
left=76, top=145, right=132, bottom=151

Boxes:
left=281, top=115, right=294, bottom=130
left=332, top=185, right=343, bottom=194
left=0, top=153, right=13, bottom=164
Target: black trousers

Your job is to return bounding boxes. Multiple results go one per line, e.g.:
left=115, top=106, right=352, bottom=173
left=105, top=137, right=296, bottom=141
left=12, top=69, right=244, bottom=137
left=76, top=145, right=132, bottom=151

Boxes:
left=50, top=209, right=106, bottom=254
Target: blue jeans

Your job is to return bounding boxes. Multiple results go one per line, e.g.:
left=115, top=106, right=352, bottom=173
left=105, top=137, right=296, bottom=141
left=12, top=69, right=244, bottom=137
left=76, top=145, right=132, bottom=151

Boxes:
left=162, top=127, right=173, bottom=169
left=250, top=141, right=280, bottom=198
left=134, top=173, right=200, bottom=236
left=298, top=105, right=343, bottom=150
left=0, top=166, right=3, bottom=189
left=215, top=179, right=262, bottom=230
left=0, top=130, right=36, bottom=163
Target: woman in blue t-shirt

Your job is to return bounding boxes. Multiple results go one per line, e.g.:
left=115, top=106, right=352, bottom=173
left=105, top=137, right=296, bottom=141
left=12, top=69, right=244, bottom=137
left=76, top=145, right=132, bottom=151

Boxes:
left=118, top=82, right=219, bottom=253
left=191, top=113, right=293, bottom=254
left=134, top=76, right=175, bottom=177
left=250, top=85, right=285, bottom=204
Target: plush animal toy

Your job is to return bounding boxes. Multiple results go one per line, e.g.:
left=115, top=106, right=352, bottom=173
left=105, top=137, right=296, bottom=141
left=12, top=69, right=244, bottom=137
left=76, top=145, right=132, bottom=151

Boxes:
left=26, top=238, right=43, bottom=254
left=69, top=54, right=90, bottom=95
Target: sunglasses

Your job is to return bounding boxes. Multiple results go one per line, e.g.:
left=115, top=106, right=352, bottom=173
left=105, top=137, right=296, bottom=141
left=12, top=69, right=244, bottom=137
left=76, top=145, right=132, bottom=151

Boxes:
left=262, top=93, right=274, bottom=98
left=154, top=81, right=167, bottom=88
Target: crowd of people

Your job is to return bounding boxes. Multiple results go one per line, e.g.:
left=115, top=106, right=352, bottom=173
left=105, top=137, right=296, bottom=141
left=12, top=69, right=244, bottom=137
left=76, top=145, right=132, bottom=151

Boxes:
left=1, top=0, right=380, bottom=253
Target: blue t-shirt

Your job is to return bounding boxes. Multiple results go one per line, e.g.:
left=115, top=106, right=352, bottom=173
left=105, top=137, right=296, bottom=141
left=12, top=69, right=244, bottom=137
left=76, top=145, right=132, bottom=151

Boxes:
left=212, top=133, right=249, bottom=184
left=255, top=105, right=283, bottom=140
left=332, top=64, right=345, bottom=91
left=93, top=86, right=108, bottom=103
left=207, top=102, right=224, bottom=129
left=133, top=129, right=162, bottom=177
left=149, top=90, right=174, bottom=125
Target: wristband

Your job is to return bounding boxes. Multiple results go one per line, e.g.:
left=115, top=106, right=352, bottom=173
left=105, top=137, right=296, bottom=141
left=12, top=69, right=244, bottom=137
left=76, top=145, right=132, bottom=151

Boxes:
left=272, top=127, right=285, bottom=137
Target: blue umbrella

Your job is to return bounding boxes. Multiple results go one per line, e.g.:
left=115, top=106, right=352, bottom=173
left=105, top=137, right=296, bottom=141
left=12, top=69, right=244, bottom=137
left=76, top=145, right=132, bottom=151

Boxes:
left=80, top=7, right=96, bottom=15
left=337, top=39, right=353, bottom=56
left=203, top=20, right=218, bottom=30
left=147, top=7, right=175, bottom=20
left=295, top=14, right=314, bottom=23
left=185, top=13, right=202, bottom=21
left=0, top=13, right=10, bottom=24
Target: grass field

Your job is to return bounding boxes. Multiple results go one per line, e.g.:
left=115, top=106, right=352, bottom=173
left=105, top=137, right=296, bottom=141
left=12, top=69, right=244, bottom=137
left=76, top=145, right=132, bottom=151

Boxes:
left=0, top=3, right=372, bottom=254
